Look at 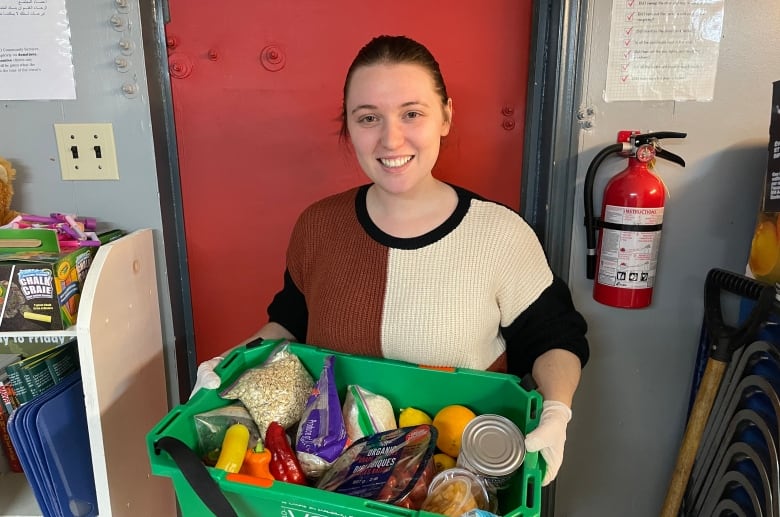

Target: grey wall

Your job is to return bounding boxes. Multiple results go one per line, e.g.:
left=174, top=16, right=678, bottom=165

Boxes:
left=0, top=0, right=178, bottom=401
left=558, top=2, right=780, bottom=515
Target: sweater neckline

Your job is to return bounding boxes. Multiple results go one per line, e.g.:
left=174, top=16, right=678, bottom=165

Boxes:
left=354, top=183, right=472, bottom=250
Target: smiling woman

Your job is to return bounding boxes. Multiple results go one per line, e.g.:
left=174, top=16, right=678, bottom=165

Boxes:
left=191, top=35, right=590, bottom=488
left=346, top=61, right=455, bottom=237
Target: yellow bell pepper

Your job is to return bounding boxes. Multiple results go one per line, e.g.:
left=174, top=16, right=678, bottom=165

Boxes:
left=214, top=423, right=250, bottom=473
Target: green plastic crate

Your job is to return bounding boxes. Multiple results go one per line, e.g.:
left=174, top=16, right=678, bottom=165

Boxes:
left=147, top=341, right=543, bottom=516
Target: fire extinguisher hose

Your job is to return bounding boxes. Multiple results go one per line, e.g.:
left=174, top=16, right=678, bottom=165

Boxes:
left=583, top=143, right=624, bottom=279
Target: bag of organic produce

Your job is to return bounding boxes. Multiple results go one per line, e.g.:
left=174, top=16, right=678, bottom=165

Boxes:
left=316, top=425, right=437, bottom=510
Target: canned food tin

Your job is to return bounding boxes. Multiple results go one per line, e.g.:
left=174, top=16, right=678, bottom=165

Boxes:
left=456, top=414, right=525, bottom=490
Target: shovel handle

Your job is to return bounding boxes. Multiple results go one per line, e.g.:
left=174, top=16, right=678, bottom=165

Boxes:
left=660, top=357, right=727, bottom=517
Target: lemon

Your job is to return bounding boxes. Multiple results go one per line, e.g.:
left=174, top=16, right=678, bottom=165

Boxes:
left=432, top=404, right=477, bottom=457
left=398, top=407, right=433, bottom=427
left=433, top=452, right=456, bottom=473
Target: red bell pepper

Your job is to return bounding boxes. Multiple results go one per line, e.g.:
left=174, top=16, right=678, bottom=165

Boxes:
left=265, top=421, right=306, bottom=485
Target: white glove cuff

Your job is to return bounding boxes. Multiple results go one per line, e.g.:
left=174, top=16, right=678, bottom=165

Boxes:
left=541, top=400, right=572, bottom=423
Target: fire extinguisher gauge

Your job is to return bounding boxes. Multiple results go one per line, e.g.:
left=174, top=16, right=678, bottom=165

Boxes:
left=635, top=144, right=656, bottom=163
left=632, top=131, right=687, bottom=167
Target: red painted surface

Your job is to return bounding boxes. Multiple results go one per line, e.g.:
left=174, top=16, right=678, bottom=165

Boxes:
left=165, top=1, right=534, bottom=361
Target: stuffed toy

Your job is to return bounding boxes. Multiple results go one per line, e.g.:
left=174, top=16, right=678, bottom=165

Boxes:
left=0, top=156, right=20, bottom=226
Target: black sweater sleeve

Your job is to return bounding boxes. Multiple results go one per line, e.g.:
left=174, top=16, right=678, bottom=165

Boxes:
left=266, top=268, right=309, bottom=342
left=502, top=275, right=589, bottom=377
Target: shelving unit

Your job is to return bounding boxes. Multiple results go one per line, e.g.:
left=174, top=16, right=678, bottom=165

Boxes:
left=0, top=229, right=176, bottom=516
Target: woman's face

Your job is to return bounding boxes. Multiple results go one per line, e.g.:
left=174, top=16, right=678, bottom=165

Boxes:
left=345, top=63, right=452, bottom=195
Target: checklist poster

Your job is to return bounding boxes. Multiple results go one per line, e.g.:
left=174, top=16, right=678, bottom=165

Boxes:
left=0, top=0, right=76, bottom=100
left=604, top=0, right=724, bottom=102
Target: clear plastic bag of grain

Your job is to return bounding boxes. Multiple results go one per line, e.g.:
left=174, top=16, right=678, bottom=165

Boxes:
left=220, top=342, right=314, bottom=436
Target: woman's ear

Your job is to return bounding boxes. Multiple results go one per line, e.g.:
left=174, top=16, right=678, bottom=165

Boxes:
left=441, top=98, right=453, bottom=136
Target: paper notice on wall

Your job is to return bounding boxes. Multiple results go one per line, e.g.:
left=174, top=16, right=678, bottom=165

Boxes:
left=0, top=0, right=76, bottom=100
left=604, top=0, right=724, bottom=102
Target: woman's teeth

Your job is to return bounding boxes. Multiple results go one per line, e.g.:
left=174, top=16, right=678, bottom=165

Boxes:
left=379, top=156, right=412, bottom=168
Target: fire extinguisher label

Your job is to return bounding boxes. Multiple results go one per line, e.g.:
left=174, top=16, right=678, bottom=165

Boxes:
left=597, top=205, right=664, bottom=288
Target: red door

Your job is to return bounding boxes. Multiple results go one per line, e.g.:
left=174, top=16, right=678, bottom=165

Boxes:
left=165, top=2, right=534, bottom=361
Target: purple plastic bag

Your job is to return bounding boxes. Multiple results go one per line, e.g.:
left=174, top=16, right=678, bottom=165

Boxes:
left=295, top=355, right=348, bottom=479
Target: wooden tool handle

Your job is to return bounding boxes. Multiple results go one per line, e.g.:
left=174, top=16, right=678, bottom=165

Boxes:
left=660, top=357, right=727, bottom=517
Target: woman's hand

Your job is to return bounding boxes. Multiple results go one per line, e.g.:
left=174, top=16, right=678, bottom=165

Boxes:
left=189, top=356, right=224, bottom=398
left=527, top=349, right=581, bottom=486
left=524, top=400, right=572, bottom=486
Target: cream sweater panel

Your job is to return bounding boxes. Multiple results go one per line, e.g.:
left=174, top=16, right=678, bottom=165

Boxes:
left=379, top=200, right=554, bottom=369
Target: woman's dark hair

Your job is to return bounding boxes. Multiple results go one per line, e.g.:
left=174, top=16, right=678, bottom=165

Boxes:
left=339, top=35, right=450, bottom=141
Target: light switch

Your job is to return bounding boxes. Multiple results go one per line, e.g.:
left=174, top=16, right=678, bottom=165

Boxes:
left=54, top=123, right=120, bottom=181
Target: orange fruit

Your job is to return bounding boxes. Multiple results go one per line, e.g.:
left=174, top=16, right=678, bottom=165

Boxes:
left=748, top=220, right=779, bottom=277
left=432, top=404, right=477, bottom=457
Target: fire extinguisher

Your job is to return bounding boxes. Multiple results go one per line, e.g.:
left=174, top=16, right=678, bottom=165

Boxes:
left=584, top=130, right=686, bottom=308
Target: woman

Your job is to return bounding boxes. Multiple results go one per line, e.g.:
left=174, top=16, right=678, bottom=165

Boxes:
left=193, top=35, right=589, bottom=486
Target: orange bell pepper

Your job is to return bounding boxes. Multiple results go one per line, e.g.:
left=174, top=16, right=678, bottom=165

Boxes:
left=239, top=439, right=273, bottom=482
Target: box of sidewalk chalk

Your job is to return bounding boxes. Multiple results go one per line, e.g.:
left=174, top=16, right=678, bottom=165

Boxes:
left=0, top=229, right=94, bottom=331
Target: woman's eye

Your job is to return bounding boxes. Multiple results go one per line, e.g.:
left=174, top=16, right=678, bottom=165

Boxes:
left=404, top=111, right=422, bottom=119
left=357, top=114, right=378, bottom=124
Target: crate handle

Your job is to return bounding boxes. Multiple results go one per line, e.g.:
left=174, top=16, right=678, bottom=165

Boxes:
left=151, top=407, right=184, bottom=436
left=154, top=436, right=239, bottom=517
left=363, top=500, right=415, bottom=516
left=523, top=467, right=541, bottom=510
left=217, top=351, right=241, bottom=372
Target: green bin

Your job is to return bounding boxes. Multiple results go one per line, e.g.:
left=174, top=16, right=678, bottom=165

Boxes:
left=147, top=341, right=543, bottom=516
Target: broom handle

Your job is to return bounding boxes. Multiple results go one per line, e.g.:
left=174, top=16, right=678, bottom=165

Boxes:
left=660, top=357, right=727, bottom=517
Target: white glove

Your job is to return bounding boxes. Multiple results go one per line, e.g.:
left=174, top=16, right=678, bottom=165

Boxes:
left=189, top=356, right=224, bottom=399
left=524, top=400, right=572, bottom=486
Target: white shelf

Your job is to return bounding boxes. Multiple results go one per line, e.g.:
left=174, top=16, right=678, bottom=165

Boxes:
left=0, top=472, right=42, bottom=516
left=0, top=230, right=176, bottom=517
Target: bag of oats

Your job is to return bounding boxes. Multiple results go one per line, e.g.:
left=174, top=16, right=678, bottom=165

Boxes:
left=220, top=342, right=314, bottom=436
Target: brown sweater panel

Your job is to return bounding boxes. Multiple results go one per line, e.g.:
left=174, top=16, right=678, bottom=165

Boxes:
left=287, top=189, right=387, bottom=358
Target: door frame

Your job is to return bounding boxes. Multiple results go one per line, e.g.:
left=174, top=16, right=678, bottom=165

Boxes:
left=522, top=0, right=590, bottom=279
left=140, top=0, right=588, bottom=402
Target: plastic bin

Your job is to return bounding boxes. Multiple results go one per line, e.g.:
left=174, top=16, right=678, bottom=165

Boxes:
left=147, top=341, right=543, bottom=516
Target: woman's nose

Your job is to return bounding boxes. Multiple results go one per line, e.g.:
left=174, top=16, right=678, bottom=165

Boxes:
left=381, top=120, right=404, bottom=149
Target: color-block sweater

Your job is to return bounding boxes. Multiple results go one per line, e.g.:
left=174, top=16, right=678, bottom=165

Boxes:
left=267, top=184, right=589, bottom=377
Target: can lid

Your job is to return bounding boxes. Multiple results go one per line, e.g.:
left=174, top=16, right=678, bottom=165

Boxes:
left=460, top=414, right=525, bottom=477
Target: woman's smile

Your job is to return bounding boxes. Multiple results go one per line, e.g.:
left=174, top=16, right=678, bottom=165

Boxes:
left=379, top=155, right=414, bottom=169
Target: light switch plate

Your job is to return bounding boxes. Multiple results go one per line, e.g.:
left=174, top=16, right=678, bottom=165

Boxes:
left=54, top=123, right=120, bottom=180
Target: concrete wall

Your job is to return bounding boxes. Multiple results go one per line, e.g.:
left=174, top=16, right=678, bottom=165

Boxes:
left=0, top=0, right=178, bottom=400
left=558, top=2, right=780, bottom=515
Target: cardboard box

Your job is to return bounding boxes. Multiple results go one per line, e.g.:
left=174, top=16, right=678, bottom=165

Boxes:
left=0, top=229, right=94, bottom=331
left=747, top=80, right=780, bottom=282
